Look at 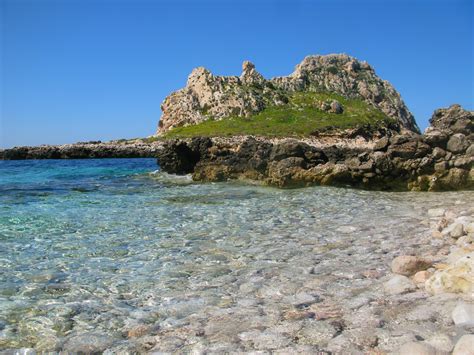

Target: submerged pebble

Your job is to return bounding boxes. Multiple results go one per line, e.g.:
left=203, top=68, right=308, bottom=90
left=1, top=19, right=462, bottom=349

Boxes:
left=0, top=159, right=473, bottom=352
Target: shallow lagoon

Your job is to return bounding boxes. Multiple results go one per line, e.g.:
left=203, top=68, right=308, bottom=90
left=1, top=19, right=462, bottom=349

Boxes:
left=0, top=159, right=472, bottom=352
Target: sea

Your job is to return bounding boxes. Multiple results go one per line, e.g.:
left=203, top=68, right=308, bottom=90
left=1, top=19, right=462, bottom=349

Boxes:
left=0, top=158, right=472, bottom=352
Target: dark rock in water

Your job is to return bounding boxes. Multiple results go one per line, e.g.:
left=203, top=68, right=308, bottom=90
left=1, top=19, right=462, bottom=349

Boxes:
left=158, top=140, right=198, bottom=174
left=0, top=141, right=163, bottom=160
left=158, top=137, right=211, bottom=174
left=1, top=147, right=30, bottom=160
left=157, top=105, right=473, bottom=191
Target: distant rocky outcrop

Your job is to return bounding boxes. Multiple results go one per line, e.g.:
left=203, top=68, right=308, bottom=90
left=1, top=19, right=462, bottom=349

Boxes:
left=157, top=104, right=473, bottom=191
left=157, top=54, right=419, bottom=134
left=0, top=141, right=164, bottom=160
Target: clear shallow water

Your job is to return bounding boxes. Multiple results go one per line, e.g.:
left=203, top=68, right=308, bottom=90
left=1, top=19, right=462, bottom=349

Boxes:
left=0, top=159, right=473, bottom=352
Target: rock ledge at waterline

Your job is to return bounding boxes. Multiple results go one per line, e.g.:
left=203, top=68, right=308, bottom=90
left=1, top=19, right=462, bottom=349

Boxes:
left=157, top=104, right=473, bottom=191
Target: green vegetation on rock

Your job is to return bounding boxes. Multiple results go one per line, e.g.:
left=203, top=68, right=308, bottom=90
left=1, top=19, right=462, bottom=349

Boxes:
left=162, top=92, right=394, bottom=139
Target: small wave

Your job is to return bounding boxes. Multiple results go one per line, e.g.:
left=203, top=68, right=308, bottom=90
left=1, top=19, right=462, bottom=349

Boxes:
left=148, top=170, right=194, bottom=185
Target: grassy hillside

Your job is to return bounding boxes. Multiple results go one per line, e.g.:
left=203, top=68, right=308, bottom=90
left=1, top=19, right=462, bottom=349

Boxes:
left=162, top=92, right=394, bottom=139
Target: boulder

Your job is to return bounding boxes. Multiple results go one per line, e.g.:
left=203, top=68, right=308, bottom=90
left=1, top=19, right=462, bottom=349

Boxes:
left=391, top=255, right=432, bottom=276
left=425, top=252, right=474, bottom=295
left=424, top=129, right=449, bottom=148
left=450, top=223, right=466, bottom=238
left=466, top=144, right=474, bottom=157
left=431, top=147, right=447, bottom=159
left=447, top=134, right=469, bottom=154
left=270, top=141, right=307, bottom=161
left=387, top=138, right=430, bottom=159
left=330, top=100, right=344, bottom=114
left=413, top=270, right=433, bottom=285
left=374, top=136, right=390, bottom=151
left=429, top=104, right=473, bottom=135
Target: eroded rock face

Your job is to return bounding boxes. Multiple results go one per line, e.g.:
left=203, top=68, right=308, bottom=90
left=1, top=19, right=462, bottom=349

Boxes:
left=428, top=104, right=473, bottom=135
left=156, top=104, right=473, bottom=191
left=157, top=54, right=419, bottom=133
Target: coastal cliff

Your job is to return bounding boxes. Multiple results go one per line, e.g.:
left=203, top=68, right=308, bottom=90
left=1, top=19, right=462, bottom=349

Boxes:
left=157, top=104, right=473, bottom=191
left=158, top=54, right=419, bottom=135
left=155, top=54, right=472, bottom=191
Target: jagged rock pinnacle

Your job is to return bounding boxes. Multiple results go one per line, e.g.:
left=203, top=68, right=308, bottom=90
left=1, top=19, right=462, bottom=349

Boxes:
left=240, top=60, right=265, bottom=86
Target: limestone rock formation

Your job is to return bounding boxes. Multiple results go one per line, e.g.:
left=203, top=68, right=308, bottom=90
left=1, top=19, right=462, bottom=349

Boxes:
left=425, top=252, right=474, bottom=295
left=157, top=54, right=419, bottom=134
left=156, top=104, right=473, bottom=191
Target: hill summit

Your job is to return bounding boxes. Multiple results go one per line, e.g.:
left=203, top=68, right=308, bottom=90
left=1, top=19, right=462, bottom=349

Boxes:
left=157, top=54, right=419, bottom=136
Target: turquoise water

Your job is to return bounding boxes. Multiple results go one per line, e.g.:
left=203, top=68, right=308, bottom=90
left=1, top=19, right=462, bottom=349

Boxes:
left=0, top=159, right=472, bottom=352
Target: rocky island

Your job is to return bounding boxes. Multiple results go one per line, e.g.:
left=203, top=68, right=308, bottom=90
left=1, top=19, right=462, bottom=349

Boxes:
left=2, top=54, right=472, bottom=193
left=156, top=54, right=473, bottom=191
left=1, top=54, right=473, bottom=354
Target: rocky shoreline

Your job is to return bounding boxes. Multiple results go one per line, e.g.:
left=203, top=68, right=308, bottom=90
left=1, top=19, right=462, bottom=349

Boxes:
left=2, top=105, right=472, bottom=193
left=157, top=105, right=473, bottom=191
left=380, top=204, right=474, bottom=354
left=0, top=140, right=164, bottom=160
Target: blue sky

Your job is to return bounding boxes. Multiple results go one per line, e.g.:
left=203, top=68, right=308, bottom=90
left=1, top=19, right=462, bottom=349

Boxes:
left=1, top=0, right=472, bottom=148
